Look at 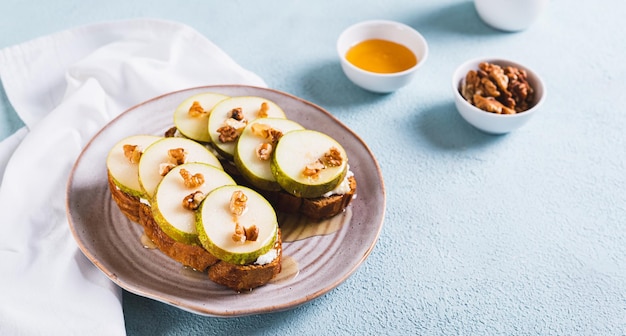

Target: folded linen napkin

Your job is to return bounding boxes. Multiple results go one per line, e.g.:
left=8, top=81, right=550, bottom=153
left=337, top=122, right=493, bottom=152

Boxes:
left=0, top=18, right=266, bottom=335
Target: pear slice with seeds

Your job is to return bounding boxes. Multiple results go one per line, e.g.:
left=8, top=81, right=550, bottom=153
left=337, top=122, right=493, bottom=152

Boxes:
left=207, top=96, right=286, bottom=160
left=271, top=130, right=348, bottom=198
left=196, top=185, right=278, bottom=265
left=234, top=118, right=304, bottom=191
left=106, top=135, right=162, bottom=198
left=138, top=137, right=222, bottom=200
left=173, top=92, right=229, bottom=143
left=152, top=162, right=236, bottom=245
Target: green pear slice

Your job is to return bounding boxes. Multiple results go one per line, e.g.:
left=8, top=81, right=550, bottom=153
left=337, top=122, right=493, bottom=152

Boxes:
left=138, top=137, right=223, bottom=200
left=106, top=135, right=162, bottom=197
left=271, top=130, right=348, bottom=198
left=152, top=163, right=236, bottom=245
left=173, top=92, right=229, bottom=143
left=234, top=118, right=304, bottom=191
left=207, top=96, right=286, bottom=160
left=196, top=185, right=278, bottom=265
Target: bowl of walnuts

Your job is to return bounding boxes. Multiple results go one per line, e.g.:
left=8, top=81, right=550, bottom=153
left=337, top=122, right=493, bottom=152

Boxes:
left=452, top=58, right=546, bottom=134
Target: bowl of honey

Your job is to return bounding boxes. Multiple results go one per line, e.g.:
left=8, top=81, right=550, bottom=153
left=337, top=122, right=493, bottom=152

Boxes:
left=337, top=20, right=428, bottom=93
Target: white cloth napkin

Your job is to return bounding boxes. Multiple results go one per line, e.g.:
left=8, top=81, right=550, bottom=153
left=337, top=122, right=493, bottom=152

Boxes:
left=0, top=18, right=266, bottom=335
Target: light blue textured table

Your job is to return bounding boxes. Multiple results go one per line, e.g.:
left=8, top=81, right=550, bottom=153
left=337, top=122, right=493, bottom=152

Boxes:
left=1, top=1, right=625, bottom=335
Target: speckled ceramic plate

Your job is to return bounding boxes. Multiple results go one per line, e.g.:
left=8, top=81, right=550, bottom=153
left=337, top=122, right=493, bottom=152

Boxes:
left=66, top=85, right=385, bottom=317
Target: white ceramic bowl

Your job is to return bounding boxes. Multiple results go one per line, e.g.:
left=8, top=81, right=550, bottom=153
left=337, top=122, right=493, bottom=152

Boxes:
left=337, top=20, right=428, bottom=93
left=474, top=0, right=548, bottom=32
left=452, top=58, right=546, bottom=134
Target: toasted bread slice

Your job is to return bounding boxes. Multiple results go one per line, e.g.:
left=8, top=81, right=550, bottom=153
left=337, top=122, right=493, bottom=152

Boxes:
left=108, top=173, right=142, bottom=223
left=208, top=230, right=283, bottom=292
left=108, top=166, right=283, bottom=289
left=260, top=176, right=357, bottom=220
left=138, top=202, right=219, bottom=271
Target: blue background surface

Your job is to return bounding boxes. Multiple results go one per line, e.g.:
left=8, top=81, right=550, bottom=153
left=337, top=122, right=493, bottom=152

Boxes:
left=1, top=1, right=625, bottom=335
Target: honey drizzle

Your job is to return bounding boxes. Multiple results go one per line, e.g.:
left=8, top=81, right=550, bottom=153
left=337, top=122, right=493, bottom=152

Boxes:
left=140, top=233, right=157, bottom=249
left=270, top=256, right=299, bottom=284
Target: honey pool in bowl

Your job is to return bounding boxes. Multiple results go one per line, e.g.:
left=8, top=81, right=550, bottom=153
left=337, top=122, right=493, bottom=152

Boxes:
left=345, top=39, right=418, bottom=74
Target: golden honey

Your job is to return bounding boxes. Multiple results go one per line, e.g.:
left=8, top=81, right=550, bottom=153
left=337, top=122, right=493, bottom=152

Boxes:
left=346, top=39, right=417, bottom=73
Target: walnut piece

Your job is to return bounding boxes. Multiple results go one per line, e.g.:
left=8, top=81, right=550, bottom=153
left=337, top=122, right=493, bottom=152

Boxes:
left=302, top=147, right=344, bottom=178
left=303, top=160, right=326, bottom=178
left=256, top=142, right=273, bottom=161
left=159, top=163, right=175, bottom=176
left=179, top=168, right=205, bottom=188
left=123, top=144, right=142, bottom=164
left=473, top=94, right=515, bottom=115
left=244, top=225, right=259, bottom=241
left=229, top=190, right=257, bottom=244
left=164, top=126, right=177, bottom=138
left=258, top=102, right=269, bottom=118
left=232, top=222, right=246, bottom=243
left=250, top=123, right=283, bottom=143
left=159, top=147, right=187, bottom=176
left=188, top=101, right=206, bottom=118
left=460, top=62, right=535, bottom=114
left=231, top=222, right=258, bottom=243
left=182, top=191, right=205, bottom=210
left=217, top=125, right=239, bottom=143
left=228, top=107, right=245, bottom=121
left=229, top=190, right=248, bottom=216
left=168, top=148, right=187, bottom=165
left=321, top=147, right=343, bottom=167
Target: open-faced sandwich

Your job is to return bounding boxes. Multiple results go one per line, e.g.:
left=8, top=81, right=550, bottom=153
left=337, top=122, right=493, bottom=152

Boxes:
left=105, top=92, right=356, bottom=291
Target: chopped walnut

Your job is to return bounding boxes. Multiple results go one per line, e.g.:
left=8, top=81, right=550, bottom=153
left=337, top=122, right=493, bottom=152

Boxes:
left=258, top=102, right=269, bottom=118
left=217, top=125, right=239, bottom=143
left=228, top=107, right=245, bottom=121
left=182, top=191, right=205, bottom=210
left=188, top=101, right=206, bottom=118
left=164, top=126, right=177, bottom=138
left=460, top=62, right=535, bottom=114
left=256, top=142, right=273, bottom=161
left=244, top=225, right=259, bottom=241
left=179, top=168, right=205, bottom=188
left=303, top=147, right=344, bottom=178
left=217, top=117, right=247, bottom=143
left=321, top=147, right=343, bottom=167
left=229, top=190, right=248, bottom=216
left=231, top=222, right=258, bottom=243
left=123, top=144, right=142, bottom=164
left=232, top=222, right=246, bottom=243
left=480, top=77, right=500, bottom=98
left=159, top=163, right=175, bottom=176
left=168, top=148, right=187, bottom=165
left=473, top=94, right=515, bottom=115
left=250, top=123, right=283, bottom=143
left=229, top=190, right=257, bottom=244
left=303, top=160, right=325, bottom=177
left=480, top=62, right=509, bottom=92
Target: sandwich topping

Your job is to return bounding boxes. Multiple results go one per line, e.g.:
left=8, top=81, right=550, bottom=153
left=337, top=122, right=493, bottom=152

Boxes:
left=303, top=147, right=343, bottom=179
left=188, top=101, right=208, bottom=117
left=182, top=190, right=205, bottom=211
left=230, top=190, right=259, bottom=243
left=159, top=147, right=188, bottom=176
left=123, top=144, right=142, bottom=164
